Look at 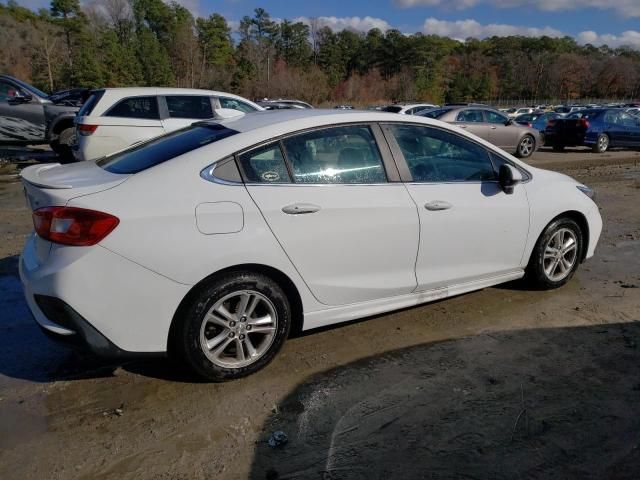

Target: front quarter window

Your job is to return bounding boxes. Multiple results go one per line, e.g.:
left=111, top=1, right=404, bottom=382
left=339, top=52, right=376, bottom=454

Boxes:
left=219, top=97, right=257, bottom=113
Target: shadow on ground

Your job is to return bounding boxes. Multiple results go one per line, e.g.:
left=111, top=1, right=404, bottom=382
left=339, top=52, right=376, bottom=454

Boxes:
left=0, top=255, right=199, bottom=383
left=251, top=322, right=640, bottom=480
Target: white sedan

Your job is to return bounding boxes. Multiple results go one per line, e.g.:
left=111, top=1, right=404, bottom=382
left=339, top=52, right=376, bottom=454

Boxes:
left=20, top=110, right=602, bottom=381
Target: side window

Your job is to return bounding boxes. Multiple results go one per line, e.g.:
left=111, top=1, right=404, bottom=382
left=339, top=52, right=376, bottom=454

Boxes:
left=604, top=111, right=618, bottom=124
left=106, top=96, right=159, bottom=119
left=281, top=125, right=387, bottom=184
left=238, top=143, right=291, bottom=183
left=618, top=112, right=636, bottom=127
left=456, top=110, right=484, bottom=123
left=219, top=97, right=257, bottom=113
left=0, top=81, right=21, bottom=100
left=485, top=110, right=508, bottom=124
left=166, top=96, right=213, bottom=119
left=388, top=124, right=496, bottom=182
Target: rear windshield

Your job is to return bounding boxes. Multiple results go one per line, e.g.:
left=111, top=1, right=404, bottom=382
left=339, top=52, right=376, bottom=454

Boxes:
left=383, top=106, right=403, bottom=113
left=78, top=90, right=104, bottom=117
left=97, top=124, right=238, bottom=174
left=418, top=108, right=450, bottom=119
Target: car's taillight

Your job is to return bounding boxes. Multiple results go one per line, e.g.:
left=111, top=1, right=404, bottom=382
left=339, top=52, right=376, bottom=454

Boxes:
left=547, top=119, right=556, bottom=126
left=580, top=118, right=590, bottom=129
left=77, top=124, right=98, bottom=136
left=32, top=207, right=119, bottom=246
left=526, top=122, right=533, bottom=128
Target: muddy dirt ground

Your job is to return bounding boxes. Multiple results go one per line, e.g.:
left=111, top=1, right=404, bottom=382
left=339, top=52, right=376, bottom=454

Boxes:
left=0, top=147, right=639, bottom=479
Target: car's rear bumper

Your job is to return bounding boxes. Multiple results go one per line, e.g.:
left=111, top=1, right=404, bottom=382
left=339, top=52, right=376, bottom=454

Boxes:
left=19, top=233, right=190, bottom=355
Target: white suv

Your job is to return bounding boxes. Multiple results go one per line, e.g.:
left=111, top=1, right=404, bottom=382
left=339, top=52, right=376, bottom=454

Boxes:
left=74, top=88, right=263, bottom=161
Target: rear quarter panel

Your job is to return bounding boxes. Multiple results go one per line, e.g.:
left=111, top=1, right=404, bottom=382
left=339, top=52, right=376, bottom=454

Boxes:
left=67, top=147, right=324, bottom=314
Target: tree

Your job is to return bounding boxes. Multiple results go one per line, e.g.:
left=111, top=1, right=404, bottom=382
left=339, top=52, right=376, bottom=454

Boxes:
left=50, top=0, right=84, bottom=85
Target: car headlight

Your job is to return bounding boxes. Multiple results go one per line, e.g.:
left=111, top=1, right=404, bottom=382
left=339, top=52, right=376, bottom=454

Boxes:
left=577, top=185, right=596, bottom=201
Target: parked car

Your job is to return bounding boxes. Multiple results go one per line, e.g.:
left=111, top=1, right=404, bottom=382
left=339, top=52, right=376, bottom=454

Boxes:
left=514, top=112, right=560, bottom=143
left=507, top=107, right=534, bottom=118
left=544, top=108, right=640, bottom=152
left=419, top=106, right=541, bottom=158
left=625, top=107, right=640, bottom=118
left=74, top=88, right=263, bottom=161
left=554, top=105, right=584, bottom=116
left=20, top=109, right=602, bottom=381
left=514, top=112, right=559, bottom=129
left=334, top=105, right=355, bottom=109
left=257, top=101, right=297, bottom=110
left=382, top=103, right=438, bottom=115
left=0, top=75, right=85, bottom=159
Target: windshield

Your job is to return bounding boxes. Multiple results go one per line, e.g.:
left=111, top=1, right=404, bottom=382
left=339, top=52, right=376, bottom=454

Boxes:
left=97, top=124, right=238, bottom=174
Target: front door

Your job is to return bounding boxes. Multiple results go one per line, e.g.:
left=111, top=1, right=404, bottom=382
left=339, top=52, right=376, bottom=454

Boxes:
left=0, top=79, right=45, bottom=142
left=383, top=123, right=530, bottom=290
left=485, top=109, right=519, bottom=150
left=241, top=124, right=420, bottom=306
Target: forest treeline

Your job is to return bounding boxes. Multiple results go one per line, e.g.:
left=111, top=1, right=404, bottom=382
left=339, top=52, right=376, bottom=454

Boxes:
left=1, top=0, right=640, bottom=104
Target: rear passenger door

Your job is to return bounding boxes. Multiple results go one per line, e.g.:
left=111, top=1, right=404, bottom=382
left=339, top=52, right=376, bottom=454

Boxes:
left=241, top=124, right=419, bottom=306
left=87, top=95, right=164, bottom=154
left=453, top=109, right=490, bottom=141
left=160, top=95, right=214, bottom=133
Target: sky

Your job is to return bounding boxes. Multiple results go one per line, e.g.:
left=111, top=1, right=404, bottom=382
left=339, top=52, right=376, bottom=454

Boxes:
left=16, top=0, right=640, bottom=49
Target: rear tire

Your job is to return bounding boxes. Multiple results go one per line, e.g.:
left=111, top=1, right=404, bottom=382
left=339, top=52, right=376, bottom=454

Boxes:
left=525, top=218, right=583, bottom=290
left=174, top=271, right=291, bottom=381
left=50, top=127, right=76, bottom=163
left=592, top=133, right=609, bottom=153
left=515, top=135, right=535, bottom=158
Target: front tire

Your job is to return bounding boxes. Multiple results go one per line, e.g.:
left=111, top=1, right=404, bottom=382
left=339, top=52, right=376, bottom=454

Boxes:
left=593, top=133, right=609, bottom=153
left=515, top=135, right=535, bottom=158
left=525, top=218, right=583, bottom=290
left=174, top=272, right=291, bottom=381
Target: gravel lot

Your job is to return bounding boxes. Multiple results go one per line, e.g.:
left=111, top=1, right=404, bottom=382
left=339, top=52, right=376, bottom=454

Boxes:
left=0, top=147, right=639, bottom=480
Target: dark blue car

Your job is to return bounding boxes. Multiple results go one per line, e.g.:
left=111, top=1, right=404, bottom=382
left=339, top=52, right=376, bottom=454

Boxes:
left=544, top=108, right=640, bottom=152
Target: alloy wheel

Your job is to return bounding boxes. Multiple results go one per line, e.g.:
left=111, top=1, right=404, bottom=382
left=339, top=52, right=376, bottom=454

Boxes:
left=519, top=136, right=534, bottom=157
left=199, top=290, right=278, bottom=368
left=542, top=228, right=578, bottom=282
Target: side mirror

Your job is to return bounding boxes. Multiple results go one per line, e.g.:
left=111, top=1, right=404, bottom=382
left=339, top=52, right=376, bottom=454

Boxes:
left=504, top=118, right=513, bottom=126
left=499, top=164, right=523, bottom=194
left=8, top=93, right=32, bottom=104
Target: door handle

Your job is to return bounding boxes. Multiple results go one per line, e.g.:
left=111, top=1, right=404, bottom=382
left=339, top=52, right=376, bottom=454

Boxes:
left=491, top=126, right=497, bottom=129
left=282, top=203, right=321, bottom=215
left=458, top=125, right=468, bottom=129
left=424, top=200, right=452, bottom=211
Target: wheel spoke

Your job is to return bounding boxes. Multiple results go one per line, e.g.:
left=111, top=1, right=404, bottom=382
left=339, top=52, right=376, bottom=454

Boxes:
left=544, top=246, right=558, bottom=259
left=243, top=336, right=257, bottom=358
left=205, top=312, right=229, bottom=328
left=248, top=325, right=275, bottom=334
left=215, top=304, right=236, bottom=322
left=206, top=330, right=230, bottom=350
left=211, top=337, right=233, bottom=359
left=235, top=338, right=246, bottom=361
left=561, top=257, right=573, bottom=271
left=248, top=315, right=273, bottom=326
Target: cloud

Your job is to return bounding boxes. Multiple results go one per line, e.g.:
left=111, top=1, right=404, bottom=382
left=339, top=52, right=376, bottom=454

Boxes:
left=577, top=30, right=640, bottom=49
left=294, top=16, right=392, bottom=32
left=422, top=17, right=563, bottom=40
left=394, top=0, right=640, bottom=17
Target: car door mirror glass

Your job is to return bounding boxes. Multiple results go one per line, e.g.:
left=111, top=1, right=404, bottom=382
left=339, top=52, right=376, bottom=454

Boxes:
left=499, top=164, right=522, bottom=194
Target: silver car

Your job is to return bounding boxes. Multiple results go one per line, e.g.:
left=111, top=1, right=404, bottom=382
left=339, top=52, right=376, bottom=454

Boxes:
left=419, top=106, right=541, bottom=158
